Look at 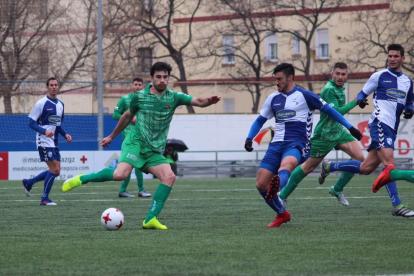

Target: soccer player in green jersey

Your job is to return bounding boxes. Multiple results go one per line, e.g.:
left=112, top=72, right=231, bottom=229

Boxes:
left=278, top=62, right=366, bottom=206
left=62, top=61, right=221, bottom=230
left=113, top=77, right=151, bottom=198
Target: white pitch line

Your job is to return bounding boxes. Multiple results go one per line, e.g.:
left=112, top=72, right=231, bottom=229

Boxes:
left=2, top=184, right=414, bottom=193
left=1, top=195, right=404, bottom=203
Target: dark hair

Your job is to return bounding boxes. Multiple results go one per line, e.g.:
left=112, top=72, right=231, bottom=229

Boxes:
left=150, top=61, right=172, bottom=77
left=46, top=77, right=59, bottom=86
left=388, top=44, right=405, bottom=57
left=333, top=62, right=348, bottom=70
left=133, top=77, right=143, bottom=83
left=273, top=63, right=295, bottom=79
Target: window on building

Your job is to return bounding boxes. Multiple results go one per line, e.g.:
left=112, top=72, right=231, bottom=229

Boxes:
left=137, top=0, right=153, bottom=15
left=265, top=32, right=278, bottom=62
left=293, top=31, right=301, bottom=55
left=38, top=48, right=49, bottom=79
left=144, top=0, right=153, bottom=13
left=222, top=35, right=235, bottom=64
left=223, top=98, right=235, bottom=113
left=316, top=29, right=329, bottom=59
left=137, top=48, right=152, bottom=73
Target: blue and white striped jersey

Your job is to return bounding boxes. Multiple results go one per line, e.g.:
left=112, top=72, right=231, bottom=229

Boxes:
left=260, top=86, right=326, bottom=144
left=28, top=96, right=65, bottom=148
left=359, top=68, right=414, bottom=131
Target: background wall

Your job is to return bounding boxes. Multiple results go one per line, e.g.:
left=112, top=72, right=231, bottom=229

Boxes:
left=3, top=113, right=413, bottom=154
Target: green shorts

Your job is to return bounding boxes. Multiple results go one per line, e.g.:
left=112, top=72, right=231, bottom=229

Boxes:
left=310, top=131, right=356, bottom=158
left=119, top=136, right=168, bottom=172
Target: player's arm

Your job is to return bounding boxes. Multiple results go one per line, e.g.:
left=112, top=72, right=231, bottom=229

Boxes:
left=113, top=97, right=125, bottom=121
left=244, top=93, right=275, bottom=151
left=245, top=115, right=267, bottom=152
left=403, top=80, right=414, bottom=119
left=356, top=72, right=380, bottom=108
left=190, top=96, right=221, bottom=107
left=320, top=104, right=362, bottom=140
left=323, top=88, right=358, bottom=115
left=101, top=109, right=134, bottom=147
left=56, top=126, right=72, bottom=143
left=304, top=91, right=362, bottom=140
left=29, top=118, right=46, bottom=135
left=28, top=102, right=54, bottom=138
left=28, top=118, right=53, bottom=138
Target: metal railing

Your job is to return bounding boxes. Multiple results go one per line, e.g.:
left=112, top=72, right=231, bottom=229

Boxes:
left=175, top=150, right=414, bottom=178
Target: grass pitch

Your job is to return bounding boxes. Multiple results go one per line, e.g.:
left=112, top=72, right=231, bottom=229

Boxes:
left=1, top=176, right=414, bottom=276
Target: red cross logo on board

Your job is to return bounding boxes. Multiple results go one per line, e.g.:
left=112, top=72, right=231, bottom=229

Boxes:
left=165, top=104, right=171, bottom=110
left=80, top=156, right=88, bottom=163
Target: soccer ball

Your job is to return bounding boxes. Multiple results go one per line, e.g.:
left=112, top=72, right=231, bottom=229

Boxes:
left=101, top=208, right=124, bottom=230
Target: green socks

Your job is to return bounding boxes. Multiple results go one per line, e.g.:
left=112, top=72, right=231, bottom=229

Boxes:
left=333, top=172, right=354, bottom=193
left=280, top=166, right=306, bottom=200
left=80, top=168, right=114, bottom=184
left=136, top=169, right=144, bottom=192
left=390, top=169, right=414, bottom=183
left=144, top=184, right=172, bottom=223
left=119, top=169, right=145, bottom=193
left=119, top=173, right=131, bottom=193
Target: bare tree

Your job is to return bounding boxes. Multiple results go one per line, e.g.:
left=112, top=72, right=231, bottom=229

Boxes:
left=0, top=0, right=127, bottom=113
left=267, top=0, right=348, bottom=92
left=198, top=0, right=277, bottom=113
left=198, top=0, right=347, bottom=113
left=344, top=0, right=413, bottom=75
left=51, top=0, right=124, bottom=91
left=108, top=0, right=205, bottom=113
left=0, top=0, right=66, bottom=113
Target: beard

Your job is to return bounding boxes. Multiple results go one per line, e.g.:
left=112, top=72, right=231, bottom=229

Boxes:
left=154, top=83, right=166, bottom=92
left=278, top=83, right=289, bottom=92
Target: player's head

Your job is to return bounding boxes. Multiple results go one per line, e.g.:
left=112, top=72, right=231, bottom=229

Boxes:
left=387, top=44, right=405, bottom=72
left=150, top=62, right=172, bottom=93
left=388, top=44, right=404, bottom=57
left=46, top=77, right=59, bottom=87
left=331, top=62, right=348, bottom=88
left=46, top=77, right=59, bottom=99
left=272, top=63, right=295, bottom=93
left=132, top=77, right=144, bottom=91
left=150, top=62, right=172, bottom=77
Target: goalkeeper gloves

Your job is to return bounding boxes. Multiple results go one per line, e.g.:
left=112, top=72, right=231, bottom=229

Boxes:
left=403, top=109, right=414, bottom=119
left=244, top=139, right=253, bottom=152
left=357, top=99, right=369, bottom=109
left=349, top=126, right=362, bottom=141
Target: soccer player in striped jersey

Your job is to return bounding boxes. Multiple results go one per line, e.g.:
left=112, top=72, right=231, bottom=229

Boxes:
left=319, top=44, right=414, bottom=217
left=279, top=62, right=366, bottom=207
left=244, top=63, right=362, bottom=227
left=63, top=62, right=221, bottom=229
left=22, top=77, right=72, bottom=206
left=113, top=77, right=151, bottom=199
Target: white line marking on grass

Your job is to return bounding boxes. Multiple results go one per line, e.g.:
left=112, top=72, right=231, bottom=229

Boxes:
left=3, top=195, right=403, bottom=203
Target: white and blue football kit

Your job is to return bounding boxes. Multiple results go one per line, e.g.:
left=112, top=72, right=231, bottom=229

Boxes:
left=28, top=96, right=67, bottom=162
left=259, top=86, right=326, bottom=162
left=246, top=85, right=355, bottom=216
left=327, top=68, right=414, bottom=210
left=247, top=85, right=352, bottom=173
left=24, top=94, right=68, bottom=205
left=357, top=68, right=414, bottom=150
left=29, top=96, right=65, bottom=149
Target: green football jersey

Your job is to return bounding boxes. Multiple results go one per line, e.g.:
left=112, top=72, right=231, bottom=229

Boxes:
left=129, top=85, right=193, bottom=152
left=113, top=92, right=137, bottom=140
left=312, top=79, right=357, bottom=141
